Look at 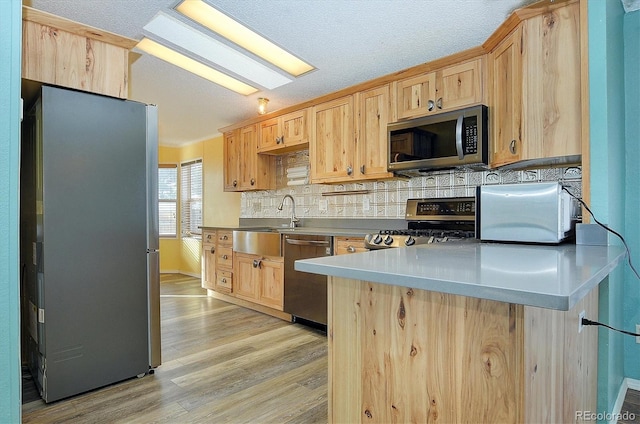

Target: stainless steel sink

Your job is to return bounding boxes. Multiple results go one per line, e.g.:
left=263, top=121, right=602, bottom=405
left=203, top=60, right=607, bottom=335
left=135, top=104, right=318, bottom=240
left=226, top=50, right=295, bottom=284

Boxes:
left=232, top=230, right=282, bottom=257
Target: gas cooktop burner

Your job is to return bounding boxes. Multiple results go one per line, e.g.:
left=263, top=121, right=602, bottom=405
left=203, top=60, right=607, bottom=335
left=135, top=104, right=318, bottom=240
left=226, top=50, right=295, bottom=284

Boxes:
left=364, top=196, right=477, bottom=250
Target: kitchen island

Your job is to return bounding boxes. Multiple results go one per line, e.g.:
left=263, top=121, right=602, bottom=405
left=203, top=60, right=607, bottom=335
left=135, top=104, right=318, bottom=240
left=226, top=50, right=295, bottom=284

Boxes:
left=296, top=242, right=626, bottom=423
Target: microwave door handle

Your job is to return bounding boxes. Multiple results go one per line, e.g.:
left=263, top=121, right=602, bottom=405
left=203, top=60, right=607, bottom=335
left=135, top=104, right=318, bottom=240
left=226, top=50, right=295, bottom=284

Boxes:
left=455, top=114, right=464, bottom=160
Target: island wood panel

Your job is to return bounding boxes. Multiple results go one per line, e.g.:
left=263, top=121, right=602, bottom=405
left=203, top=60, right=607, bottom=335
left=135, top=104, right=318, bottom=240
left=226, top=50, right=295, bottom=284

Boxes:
left=523, top=287, right=598, bottom=423
left=328, top=275, right=362, bottom=423
left=22, top=20, right=129, bottom=99
left=328, top=276, right=598, bottom=423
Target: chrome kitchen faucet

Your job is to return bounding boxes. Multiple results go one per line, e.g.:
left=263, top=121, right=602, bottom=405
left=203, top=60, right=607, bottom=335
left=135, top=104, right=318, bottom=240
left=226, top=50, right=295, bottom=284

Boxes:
left=277, top=194, right=299, bottom=228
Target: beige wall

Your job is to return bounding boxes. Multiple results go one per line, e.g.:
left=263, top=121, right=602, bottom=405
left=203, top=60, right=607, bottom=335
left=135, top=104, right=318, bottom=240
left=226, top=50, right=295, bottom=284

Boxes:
left=203, top=135, right=241, bottom=226
left=158, top=137, right=240, bottom=276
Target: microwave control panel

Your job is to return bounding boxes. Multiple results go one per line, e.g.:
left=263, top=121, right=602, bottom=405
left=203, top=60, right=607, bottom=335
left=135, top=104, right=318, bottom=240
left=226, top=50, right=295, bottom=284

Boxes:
left=464, top=116, right=478, bottom=155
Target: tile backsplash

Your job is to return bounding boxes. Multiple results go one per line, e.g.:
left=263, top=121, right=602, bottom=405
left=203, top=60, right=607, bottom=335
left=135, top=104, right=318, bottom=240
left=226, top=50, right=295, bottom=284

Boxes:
left=241, top=150, right=582, bottom=219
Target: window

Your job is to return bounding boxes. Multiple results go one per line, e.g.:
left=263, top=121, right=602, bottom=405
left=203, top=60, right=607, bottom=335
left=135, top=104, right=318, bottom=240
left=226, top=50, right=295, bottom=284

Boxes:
left=181, top=159, right=202, bottom=238
left=158, top=164, right=178, bottom=237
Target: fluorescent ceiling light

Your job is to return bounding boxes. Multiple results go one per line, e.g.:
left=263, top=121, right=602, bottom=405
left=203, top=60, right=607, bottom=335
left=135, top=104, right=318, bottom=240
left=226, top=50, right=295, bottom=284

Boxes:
left=143, top=12, right=292, bottom=90
left=135, top=38, right=258, bottom=96
left=176, top=0, right=315, bottom=77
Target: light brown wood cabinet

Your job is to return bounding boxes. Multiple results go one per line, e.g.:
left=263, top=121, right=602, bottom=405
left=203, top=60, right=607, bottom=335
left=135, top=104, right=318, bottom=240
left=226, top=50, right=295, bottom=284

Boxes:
left=489, top=26, right=524, bottom=167
left=223, top=125, right=275, bottom=192
left=311, top=86, right=392, bottom=184
left=21, top=6, right=135, bottom=99
left=311, top=96, right=355, bottom=183
left=334, top=236, right=368, bottom=255
left=258, top=108, right=310, bottom=154
left=393, top=58, right=483, bottom=121
left=489, top=2, right=581, bottom=168
left=354, top=85, right=393, bottom=180
left=201, top=229, right=234, bottom=294
left=234, top=253, right=284, bottom=310
left=201, top=231, right=217, bottom=290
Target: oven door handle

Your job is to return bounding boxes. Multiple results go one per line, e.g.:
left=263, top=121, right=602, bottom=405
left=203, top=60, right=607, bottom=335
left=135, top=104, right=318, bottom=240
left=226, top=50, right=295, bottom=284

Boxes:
left=285, top=239, right=331, bottom=247
left=455, top=113, right=464, bottom=160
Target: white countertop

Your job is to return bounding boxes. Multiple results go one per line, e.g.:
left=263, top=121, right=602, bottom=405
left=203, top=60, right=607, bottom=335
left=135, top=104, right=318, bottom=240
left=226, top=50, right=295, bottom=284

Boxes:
left=295, top=241, right=627, bottom=310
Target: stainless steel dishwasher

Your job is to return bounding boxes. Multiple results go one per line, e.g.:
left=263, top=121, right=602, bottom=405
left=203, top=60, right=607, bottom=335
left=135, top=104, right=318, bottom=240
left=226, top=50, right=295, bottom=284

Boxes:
left=283, top=233, right=332, bottom=326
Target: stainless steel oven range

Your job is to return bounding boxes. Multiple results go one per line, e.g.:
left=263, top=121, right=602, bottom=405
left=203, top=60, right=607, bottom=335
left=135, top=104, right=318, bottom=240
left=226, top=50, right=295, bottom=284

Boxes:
left=364, top=196, right=477, bottom=249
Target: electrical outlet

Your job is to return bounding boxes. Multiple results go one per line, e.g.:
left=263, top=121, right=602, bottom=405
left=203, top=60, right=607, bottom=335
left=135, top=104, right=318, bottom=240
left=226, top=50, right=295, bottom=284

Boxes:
left=578, top=310, right=586, bottom=333
left=636, top=324, right=640, bottom=344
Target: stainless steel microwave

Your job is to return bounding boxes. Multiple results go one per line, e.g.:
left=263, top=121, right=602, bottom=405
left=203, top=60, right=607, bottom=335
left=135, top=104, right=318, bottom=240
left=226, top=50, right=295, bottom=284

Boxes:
left=388, top=105, right=488, bottom=176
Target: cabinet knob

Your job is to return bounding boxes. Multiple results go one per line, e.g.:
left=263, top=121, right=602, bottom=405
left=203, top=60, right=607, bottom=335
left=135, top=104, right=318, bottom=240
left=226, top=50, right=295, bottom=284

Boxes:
left=360, top=165, right=365, bottom=174
left=427, top=99, right=435, bottom=111
left=207, top=234, right=211, bottom=240
left=436, top=97, right=443, bottom=109
left=346, top=166, right=353, bottom=176
left=233, top=180, right=238, bottom=187
left=509, top=139, right=517, bottom=154
left=210, top=247, right=215, bottom=254
left=250, top=178, right=255, bottom=186
left=221, top=278, right=227, bottom=284
left=252, top=259, right=262, bottom=268
left=223, top=254, right=228, bottom=260
left=347, top=246, right=356, bottom=253
left=221, top=235, right=228, bottom=241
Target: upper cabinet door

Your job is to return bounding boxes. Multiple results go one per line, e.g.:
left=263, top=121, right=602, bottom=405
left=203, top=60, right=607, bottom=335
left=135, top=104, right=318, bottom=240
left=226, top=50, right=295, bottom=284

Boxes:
left=489, top=26, right=523, bottom=167
left=355, top=85, right=393, bottom=180
left=520, top=3, right=581, bottom=161
left=437, top=58, right=484, bottom=112
left=232, top=124, right=275, bottom=191
left=238, top=124, right=258, bottom=190
left=258, top=117, right=280, bottom=152
left=311, top=96, right=355, bottom=183
left=258, top=108, right=310, bottom=155
left=394, top=72, right=437, bottom=120
left=280, top=109, right=309, bottom=148
left=223, top=129, right=241, bottom=191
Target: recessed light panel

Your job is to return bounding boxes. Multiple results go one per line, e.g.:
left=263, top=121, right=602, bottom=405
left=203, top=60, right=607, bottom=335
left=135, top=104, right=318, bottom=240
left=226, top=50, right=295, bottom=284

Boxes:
left=176, top=0, right=315, bottom=77
left=143, top=12, right=292, bottom=90
left=134, top=37, right=258, bottom=95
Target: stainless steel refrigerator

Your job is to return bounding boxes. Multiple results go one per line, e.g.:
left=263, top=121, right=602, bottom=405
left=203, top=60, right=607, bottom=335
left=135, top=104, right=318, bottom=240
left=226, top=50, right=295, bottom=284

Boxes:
left=20, top=85, right=161, bottom=403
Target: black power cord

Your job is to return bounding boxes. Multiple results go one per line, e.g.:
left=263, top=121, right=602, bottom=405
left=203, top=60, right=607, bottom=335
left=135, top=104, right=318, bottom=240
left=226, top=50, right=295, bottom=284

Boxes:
left=561, top=185, right=640, bottom=339
left=582, top=318, right=640, bottom=337
left=561, top=185, right=640, bottom=280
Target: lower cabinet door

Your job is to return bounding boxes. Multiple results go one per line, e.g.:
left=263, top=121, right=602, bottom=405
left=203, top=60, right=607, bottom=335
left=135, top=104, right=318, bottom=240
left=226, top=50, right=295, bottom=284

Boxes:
left=234, top=253, right=260, bottom=301
left=258, top=258, right=284, bottom=311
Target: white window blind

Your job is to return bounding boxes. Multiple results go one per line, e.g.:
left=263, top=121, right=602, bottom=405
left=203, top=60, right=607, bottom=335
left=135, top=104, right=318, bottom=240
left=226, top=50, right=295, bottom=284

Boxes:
left=158, top=164, right=178, bottom=237
left=181, top=159, right=202, bottom=238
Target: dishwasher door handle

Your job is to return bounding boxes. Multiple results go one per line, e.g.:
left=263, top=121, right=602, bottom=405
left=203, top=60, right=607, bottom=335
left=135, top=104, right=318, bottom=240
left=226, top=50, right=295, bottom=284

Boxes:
left=285, top=239, right=331, bottom=247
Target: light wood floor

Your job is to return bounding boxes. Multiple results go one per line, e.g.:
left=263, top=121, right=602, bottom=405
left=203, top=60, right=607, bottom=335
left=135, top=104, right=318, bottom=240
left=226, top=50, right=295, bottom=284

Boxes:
left=22, top=274, right=328, bottom=423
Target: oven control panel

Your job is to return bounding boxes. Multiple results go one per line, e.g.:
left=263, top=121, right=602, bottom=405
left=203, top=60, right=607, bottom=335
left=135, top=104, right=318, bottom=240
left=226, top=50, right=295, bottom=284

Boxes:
left=405, top=197, right=475, bottom=221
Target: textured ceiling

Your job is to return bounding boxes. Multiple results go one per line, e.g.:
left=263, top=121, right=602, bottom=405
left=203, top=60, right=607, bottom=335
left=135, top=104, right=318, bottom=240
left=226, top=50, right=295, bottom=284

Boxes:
left=25, top=0, right=537, bottom=146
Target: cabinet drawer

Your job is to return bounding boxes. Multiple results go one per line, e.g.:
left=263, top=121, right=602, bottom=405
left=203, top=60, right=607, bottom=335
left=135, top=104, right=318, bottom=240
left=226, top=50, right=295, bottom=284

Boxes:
left=203, top=230, right=216, bottom=244
left=334, top=236, right=368, bottom=255
left=216, top=246, right=233, bottom=268
left=217, top=230, right=233, bottom=246
left=215, top=270, right=232, bottom=294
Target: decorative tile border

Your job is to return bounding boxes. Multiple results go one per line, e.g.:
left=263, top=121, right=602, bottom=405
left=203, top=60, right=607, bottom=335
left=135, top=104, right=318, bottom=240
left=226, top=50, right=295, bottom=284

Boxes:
left=241, top=150, right=582, bottom=219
